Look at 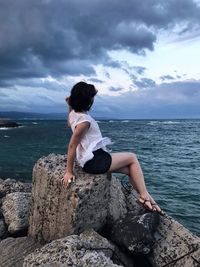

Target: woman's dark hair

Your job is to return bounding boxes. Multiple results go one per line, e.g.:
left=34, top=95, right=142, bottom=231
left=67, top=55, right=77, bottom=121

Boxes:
left=68, top=82, right=98, bottom=112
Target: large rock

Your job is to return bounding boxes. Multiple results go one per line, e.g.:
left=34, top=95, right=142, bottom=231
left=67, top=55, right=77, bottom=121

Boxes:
left=28, top=153, right=111, bottom=243
left=149, top=213, right=200, bottom=267
left=0, top=236, right=43, bottom=267
left=1, top=192, right=31, bottom=234
left=24, top=228, right=121, bottom=267
left=110, top=211, right=159, bottom=255
left=0, top=178, right=32, bottom=198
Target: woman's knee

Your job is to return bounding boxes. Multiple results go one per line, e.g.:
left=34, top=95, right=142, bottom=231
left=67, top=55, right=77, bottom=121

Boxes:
left=127, top=152, right=137, bottom=163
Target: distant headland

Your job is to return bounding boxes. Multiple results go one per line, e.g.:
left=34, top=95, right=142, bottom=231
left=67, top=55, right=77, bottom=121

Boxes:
left=0, top=118, right=22, bottom=128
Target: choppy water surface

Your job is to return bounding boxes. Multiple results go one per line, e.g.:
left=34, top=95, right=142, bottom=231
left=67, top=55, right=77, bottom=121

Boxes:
left=0, top=119, right=199, bottom=236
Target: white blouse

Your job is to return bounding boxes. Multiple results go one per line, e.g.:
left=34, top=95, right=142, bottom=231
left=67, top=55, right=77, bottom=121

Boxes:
left=69, top=110, right=113, bottom=167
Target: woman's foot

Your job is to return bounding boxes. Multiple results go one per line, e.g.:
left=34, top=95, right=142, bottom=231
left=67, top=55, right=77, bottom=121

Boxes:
left=138, top=193, right=162, bottom=213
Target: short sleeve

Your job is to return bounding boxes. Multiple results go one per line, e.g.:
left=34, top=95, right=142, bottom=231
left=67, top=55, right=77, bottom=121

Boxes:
left=69, top=111, right=91, bottom=131
left=75, top=114, right=91, bottom=127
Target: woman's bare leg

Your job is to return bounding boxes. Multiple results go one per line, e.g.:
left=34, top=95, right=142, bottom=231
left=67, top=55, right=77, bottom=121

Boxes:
left=108, top=152, right=161, bottom=212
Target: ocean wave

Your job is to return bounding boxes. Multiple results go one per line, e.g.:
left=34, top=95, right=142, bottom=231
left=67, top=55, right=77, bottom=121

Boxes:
left=0, top=127, right=12, bottom=130
left=4, top=135, right=10, bottom=138
left=148, top=121, right=180, bottom=125
left=32, top=122, right=38, bottom=125
left=121, top=120, right=129, bottom=123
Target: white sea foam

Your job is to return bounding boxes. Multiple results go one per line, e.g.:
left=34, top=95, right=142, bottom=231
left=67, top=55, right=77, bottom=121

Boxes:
left=148, top=120, right=180, bottom=125
left=163, top=121, right=180, bottom=124
left=121, top=120, right=129, bottom=123
left=0, top=127, right=11, bottom=130
left=32, top=122, right=38, bottom=125
left=4, top=135, right=10, bottom=138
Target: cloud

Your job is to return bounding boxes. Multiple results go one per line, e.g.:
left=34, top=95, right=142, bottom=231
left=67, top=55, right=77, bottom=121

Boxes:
left=109, top=86, right=123, bottom=92
left=0, top=0, right=200, bottom=89
left=134, top=78, right=156, bottom=89
left=160, top=75, right=175, bottom=81
left=2, top=78, right=200, bottom=118
left=91, top=79, right=200, bottom=118
left=133, top=66, right=147, bottom=75
left=88, top=78, right=104, bottom=84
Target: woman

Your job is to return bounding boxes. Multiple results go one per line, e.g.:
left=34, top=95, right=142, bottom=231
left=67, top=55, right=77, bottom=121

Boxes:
left=62, top=81, right=162, bottom=213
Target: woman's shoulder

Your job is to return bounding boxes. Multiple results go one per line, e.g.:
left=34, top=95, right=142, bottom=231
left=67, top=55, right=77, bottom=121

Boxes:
left=69, top=110, right=91, bottom=124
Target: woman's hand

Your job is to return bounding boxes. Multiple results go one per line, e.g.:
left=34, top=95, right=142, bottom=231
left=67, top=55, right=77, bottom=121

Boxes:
left=61, top=172, right=75, bottom=188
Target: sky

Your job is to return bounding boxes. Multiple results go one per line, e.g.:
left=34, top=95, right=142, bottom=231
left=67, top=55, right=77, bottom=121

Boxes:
left=0, top=0, right=200, bottom=119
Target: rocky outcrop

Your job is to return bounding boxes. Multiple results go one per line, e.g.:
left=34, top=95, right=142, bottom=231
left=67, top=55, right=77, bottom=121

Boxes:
left=0, top=119, right=22, bottom=128
left=24, top=228, right=122, bottom=267
left=1, top=153, right=199, bottom=267
left=0, top=236, right=43, bottom=267
left=1, top=192, right=31, bottom=234
left=28, top=153, right=111, bottom=243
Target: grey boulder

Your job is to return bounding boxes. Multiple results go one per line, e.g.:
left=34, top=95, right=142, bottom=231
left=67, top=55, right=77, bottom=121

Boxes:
left=1, top=192, right=31, bottom=234
left=24, top=228, right=122, bottom=267
left=0, top=178, right=32, bottom=198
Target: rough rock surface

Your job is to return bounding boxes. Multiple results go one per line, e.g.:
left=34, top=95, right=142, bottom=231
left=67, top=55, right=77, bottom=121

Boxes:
left=149, top=213, right=200, bottom=267
left=0, top=178, right=32, bottom=198
left=28, top=153, right=111, bottom=243
left=1, top=192, right=31, bottom=234
left=0, top=236, right=43, bottom=267
left=24, top=228, right=122, bottom=267
left=111, top=211, right=159, bottom=255
left=108, top=176, right=127, bottom=224
left=0, top=219, right=7, bottom=239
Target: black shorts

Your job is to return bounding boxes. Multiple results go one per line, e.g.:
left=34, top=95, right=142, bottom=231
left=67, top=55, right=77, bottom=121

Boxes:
left=83, top=148, right=112, bottom=174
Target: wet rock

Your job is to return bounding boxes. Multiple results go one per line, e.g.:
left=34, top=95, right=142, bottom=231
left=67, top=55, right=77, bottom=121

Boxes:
left=24, top=228, right=121, bottom=267
left=0, top=236, right=43, bottom=267
left=28, top=153, right=111, bottom=243
left=110, top=211, right=159, bottom=255
left=1, top=192, right=31, bottom=234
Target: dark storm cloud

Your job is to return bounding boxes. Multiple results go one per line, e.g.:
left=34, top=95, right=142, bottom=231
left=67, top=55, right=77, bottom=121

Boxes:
left=160, top=75, right=175, bottom=81
left=0, top=0, right=200, bottom=88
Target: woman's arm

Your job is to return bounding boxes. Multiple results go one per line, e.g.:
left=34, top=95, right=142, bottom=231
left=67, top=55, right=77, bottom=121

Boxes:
left=61, top=121, right=90, bottom=188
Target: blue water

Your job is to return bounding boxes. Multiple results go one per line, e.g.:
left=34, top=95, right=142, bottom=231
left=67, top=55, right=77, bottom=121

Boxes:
left=0, top=119, right=199, bottom=237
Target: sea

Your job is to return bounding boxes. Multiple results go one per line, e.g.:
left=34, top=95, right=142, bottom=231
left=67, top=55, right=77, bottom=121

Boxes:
left=0, top=119, right=199, bottom=237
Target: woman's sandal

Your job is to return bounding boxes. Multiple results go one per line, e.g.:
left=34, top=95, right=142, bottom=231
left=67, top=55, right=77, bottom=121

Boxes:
left=137, top=196, right=165, bottom=215
left=137, top=196, right=154, bottom=211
